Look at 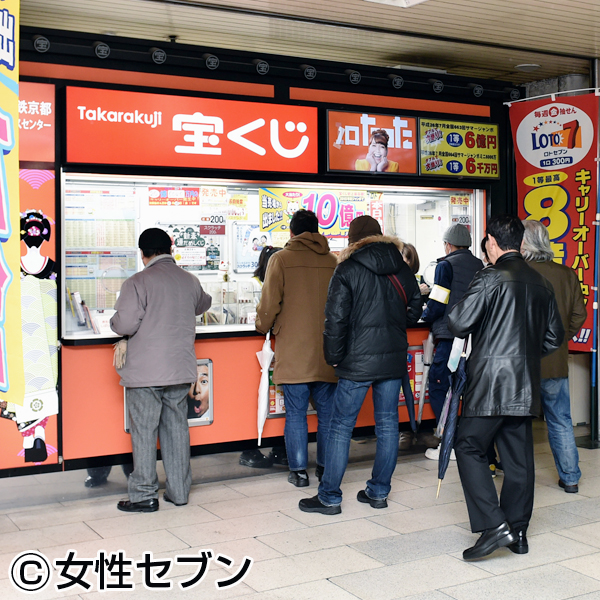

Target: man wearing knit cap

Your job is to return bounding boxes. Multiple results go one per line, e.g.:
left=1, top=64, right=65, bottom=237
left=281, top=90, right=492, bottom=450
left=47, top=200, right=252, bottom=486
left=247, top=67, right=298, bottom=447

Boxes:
left=421, top=223, right=483, bottom=460
left=299, top=216, right=422, bottom=514
left=111, top=228, right=212, bottom=512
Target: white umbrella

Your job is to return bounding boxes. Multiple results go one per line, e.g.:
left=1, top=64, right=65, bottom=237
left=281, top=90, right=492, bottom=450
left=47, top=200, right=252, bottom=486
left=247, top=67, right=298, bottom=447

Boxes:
left=418, top=332, right=435, bottom=426
left=256, top=331, right=275, bottom=446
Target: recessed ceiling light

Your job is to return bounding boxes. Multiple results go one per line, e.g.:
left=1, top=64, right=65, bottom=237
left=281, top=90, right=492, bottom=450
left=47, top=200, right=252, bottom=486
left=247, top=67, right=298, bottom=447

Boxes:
left=364, top=0, right=432, bottom=8
left=515, top=64, right=541, bottom=72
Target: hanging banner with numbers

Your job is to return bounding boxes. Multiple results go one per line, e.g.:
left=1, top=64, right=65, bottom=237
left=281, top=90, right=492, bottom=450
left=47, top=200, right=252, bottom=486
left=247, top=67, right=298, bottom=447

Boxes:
left=259, top=188, right=368, bottom=237
left=510, top=93, right=598, bottom=351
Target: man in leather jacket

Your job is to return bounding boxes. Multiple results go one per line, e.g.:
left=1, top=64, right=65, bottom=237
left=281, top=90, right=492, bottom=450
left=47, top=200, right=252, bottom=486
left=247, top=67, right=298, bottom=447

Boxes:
left=299, top=215, right=422, bottom=515
left=448, top=214, right=564, bottom=560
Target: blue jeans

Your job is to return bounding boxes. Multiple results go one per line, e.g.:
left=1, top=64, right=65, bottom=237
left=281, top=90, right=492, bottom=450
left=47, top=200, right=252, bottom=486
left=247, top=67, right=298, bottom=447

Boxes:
left=540, top=377, right=581, bottom=485
left=282, top=382, right=336, bottom=471
left=428, top=339, right=453, bottom=423
left=318, top=378, right=401, bottom=506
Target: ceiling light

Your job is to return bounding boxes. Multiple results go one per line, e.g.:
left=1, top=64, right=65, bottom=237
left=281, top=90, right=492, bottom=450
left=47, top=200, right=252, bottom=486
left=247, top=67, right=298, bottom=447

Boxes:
left=365, top=0, right=432, bottom=7
left=392, top=65, right=447, bottom=74
left=515, top=64, right=541, bottom=73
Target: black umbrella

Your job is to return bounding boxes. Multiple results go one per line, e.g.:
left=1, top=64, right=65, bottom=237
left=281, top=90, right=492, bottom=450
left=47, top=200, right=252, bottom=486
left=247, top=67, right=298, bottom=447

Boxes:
left=436, top=347, right=468, bottom=498
left=401, top=375, right=417, bottom=433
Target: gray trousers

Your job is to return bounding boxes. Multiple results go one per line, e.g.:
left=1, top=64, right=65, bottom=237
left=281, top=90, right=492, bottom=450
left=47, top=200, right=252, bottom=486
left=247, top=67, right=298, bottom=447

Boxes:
left=127, top=384, right=192, bottom=504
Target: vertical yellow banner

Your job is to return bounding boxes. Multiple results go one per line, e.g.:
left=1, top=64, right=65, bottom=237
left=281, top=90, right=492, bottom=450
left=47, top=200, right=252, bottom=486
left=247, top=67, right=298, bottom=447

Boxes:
left=0, top=1, right=24, bottom=402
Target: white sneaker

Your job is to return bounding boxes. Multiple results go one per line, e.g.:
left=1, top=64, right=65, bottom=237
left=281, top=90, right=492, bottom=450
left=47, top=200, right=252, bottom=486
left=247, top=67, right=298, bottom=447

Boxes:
left=424, top=445, right=456, bottom=461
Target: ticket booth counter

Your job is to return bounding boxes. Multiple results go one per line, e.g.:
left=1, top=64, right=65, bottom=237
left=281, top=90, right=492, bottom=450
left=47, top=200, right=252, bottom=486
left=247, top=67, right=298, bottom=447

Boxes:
left=58, top=173, right=486, bottom=463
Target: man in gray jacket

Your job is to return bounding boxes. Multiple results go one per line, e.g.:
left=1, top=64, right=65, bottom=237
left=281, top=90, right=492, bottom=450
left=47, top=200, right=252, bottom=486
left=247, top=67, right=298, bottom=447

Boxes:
left=111, top=228, right=211, bottom=512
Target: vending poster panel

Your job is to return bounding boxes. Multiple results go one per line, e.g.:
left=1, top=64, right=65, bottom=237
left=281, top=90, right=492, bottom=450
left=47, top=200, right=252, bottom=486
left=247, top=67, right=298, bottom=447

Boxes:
left=67, top=87, right=318, bottom=174
left=328, top=110, right=417, bottom=174
left=259, top=188, right=368, bottom=237
left=419, top=119, right=500, bottom=178
left=510, top=94, right=598, bottom=351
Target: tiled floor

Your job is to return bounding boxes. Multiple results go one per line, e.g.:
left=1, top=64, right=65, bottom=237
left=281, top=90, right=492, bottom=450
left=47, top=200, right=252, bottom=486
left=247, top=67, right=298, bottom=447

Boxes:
left=1, top=421, right=600, bottom=599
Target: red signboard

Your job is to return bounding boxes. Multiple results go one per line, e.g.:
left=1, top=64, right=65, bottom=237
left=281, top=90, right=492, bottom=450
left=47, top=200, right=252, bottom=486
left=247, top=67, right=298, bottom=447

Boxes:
left=66, top=87, right=318, bottom=173
left=510, top=94, right=598, bottom=351
left=19, top=82, right=55, bottom=162
left=199, top=225, right=226, bottom=235
left=327, top=110, right=417, bottom=174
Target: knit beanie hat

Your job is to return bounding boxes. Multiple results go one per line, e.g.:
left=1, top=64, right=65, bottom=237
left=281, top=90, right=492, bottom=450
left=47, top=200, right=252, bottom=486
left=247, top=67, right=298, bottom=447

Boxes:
left=138, top=228, right=172, bottom=250
left=443, top=223, right=471, bottom=247
left=348, top=215, right=382, bottom=244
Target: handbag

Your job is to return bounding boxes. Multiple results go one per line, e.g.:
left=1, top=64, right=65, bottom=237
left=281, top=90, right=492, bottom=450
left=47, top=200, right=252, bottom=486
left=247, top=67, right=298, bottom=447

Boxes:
left=113, top=338, right=127, bottom=369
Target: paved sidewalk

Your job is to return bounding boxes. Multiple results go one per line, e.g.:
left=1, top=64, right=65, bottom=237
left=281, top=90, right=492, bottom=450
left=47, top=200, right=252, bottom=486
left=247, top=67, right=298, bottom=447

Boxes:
left=0, top=422, right=599, bottom=599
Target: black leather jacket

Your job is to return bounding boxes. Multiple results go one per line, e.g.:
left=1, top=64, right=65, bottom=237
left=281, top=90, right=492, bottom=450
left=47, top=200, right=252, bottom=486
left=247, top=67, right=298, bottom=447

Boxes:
left=324, top=235, right=423, bottom=382
left=447, top=252, right=564, bottom=417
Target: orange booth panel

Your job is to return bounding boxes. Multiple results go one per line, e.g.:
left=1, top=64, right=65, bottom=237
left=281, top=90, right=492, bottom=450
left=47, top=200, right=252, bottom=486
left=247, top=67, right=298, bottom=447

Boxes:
left=61, top=328, right=433, bottom=460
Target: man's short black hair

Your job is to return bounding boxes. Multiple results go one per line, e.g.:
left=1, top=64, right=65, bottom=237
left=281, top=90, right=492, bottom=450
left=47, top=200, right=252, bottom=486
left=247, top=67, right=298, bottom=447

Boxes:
left=486, top=214, right=524, bottom=252
left=290, top=209, right=319, bottom=236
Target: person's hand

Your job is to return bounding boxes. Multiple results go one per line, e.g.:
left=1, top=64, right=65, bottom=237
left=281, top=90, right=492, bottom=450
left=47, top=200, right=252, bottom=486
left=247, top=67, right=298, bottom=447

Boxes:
left=376, top=156, right=389, bottom=172
left=366, top=147, right=378, bottom=171
left=419, top=282, right=430, bottom=295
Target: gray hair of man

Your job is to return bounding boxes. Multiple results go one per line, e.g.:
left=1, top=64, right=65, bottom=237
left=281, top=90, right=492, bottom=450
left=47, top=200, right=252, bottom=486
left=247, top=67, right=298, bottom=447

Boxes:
left=521, top=219, right=554, bottom=262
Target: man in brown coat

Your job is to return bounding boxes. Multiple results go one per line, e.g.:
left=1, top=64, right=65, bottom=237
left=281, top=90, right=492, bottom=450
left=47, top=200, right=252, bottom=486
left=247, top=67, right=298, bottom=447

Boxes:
left=256, top=210, right=337, bottom=487
left=522, top=220, right=587, bottom=493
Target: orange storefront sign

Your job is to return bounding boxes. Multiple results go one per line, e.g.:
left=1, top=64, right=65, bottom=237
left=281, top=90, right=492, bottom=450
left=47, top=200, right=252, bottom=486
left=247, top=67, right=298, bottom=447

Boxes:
left=19, top=82, right=55, bottom=163
left=66, top=87, right=318, bottom=173
left=328, top=110, right=417, bottom=174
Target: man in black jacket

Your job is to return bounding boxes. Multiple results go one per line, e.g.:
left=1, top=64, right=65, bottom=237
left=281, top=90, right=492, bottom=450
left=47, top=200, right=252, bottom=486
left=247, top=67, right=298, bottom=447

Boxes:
left=299, top=216, right=422, bottom=515
left=448, top=214, right=564, bottom=560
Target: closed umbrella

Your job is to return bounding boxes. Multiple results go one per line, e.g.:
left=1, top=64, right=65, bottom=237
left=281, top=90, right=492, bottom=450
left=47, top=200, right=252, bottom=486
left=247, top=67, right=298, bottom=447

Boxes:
left=256, top=331, right=275, bottom=446
left=418, top=332, right=435, bottom=426
left=436, top=343, right=468, bottom=498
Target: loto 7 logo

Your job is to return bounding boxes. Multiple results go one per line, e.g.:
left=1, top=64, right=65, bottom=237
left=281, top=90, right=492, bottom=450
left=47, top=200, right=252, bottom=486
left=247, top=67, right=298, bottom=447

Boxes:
left=172, top=113, right=310, bottom=159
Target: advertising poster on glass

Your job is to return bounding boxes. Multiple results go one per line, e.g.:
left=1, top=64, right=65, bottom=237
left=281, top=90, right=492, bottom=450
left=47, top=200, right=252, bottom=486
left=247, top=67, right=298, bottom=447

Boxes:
left=164, top=223, right=225, bottom=272
left=124, top=359, right=214, bottom=432
left=419, top=119, right=500, bottom=178
left=510, top=94, right=599, bottom=351
left=233, top=222, right=271, bottom=274
left=259, top=187, right=369, bottom=249
left=327, top=110, right=417, bottom=174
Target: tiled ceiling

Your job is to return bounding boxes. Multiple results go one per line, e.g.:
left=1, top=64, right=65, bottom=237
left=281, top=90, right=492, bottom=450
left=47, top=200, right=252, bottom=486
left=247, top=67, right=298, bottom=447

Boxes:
left=21, top=0, right=598, bottom=84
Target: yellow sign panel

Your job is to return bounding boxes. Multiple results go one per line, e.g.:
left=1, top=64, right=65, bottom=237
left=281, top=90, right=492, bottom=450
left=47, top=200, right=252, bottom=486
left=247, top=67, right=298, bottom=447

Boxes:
left=259, top=188, right=368, bottom=237
left=419, top=119, right=500, bottom=178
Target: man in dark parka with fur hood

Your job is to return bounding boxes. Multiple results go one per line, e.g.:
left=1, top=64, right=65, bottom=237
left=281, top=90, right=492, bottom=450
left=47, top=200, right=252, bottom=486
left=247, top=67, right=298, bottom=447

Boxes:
left=299, top=216, right=422, bottom=515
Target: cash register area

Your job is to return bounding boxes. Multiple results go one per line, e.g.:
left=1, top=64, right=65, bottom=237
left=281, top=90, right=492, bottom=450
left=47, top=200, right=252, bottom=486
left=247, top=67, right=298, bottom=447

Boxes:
left=1, top=421, right=600, bottom=600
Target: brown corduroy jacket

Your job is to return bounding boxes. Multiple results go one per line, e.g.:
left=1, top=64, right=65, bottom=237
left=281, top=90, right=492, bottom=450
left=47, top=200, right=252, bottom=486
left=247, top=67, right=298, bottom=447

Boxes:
left=255, top=232, right=338, bottom=384
left=528, top=260, right=587, bottom=379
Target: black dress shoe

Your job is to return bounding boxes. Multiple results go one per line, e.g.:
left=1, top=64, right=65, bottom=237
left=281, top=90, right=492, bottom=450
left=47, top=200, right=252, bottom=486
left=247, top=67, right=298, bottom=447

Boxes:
left=463, top=521, right=517, bottom=560
left=298, top=495, right=341, bottom=515
left=357, top=489, right=388, bottom=509
left=559, top=480, right=579, bottom=493
left=288, top=470, right=309, bottom=487
left=508, top=530, right=528, bottom=554
left=163, top=493, right=187, bottom=506
left=117, top=499, right=159, bottom=513
left=239, top=449, right=273, bottom=469
left=269, top=446, right=289, bottom=466
left=315, top=464, right=324, bottom=481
